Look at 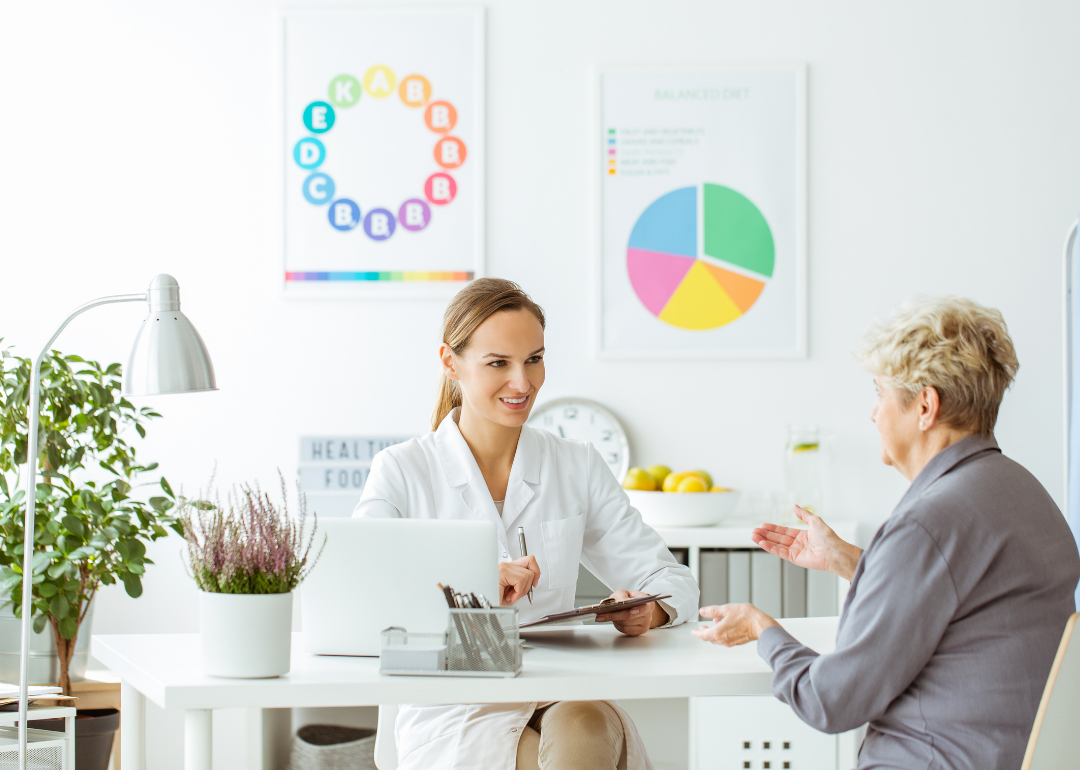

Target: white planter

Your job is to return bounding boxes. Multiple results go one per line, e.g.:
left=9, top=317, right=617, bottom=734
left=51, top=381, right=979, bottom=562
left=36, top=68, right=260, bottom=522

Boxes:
left=0, top=601, right=95, bottom=684
left=199, top=591, right=293, bottom=678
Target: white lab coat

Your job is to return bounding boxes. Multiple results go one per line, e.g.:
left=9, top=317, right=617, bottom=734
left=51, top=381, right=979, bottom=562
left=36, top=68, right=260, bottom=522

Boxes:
left=354, top=408, right=699, bottom=770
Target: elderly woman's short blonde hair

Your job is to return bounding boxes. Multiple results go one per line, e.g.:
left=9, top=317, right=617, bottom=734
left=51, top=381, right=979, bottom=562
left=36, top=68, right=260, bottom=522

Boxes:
left=857, top=297, right=1019, bottom=436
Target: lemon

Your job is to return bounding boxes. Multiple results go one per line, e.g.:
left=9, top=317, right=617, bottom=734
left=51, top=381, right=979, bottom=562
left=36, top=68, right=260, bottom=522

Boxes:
left=662, top=472, right=687, bottom=492
left=622, top=467, right=657, bottom=491
left=645, top=464, right=672, bottom=487
left=676, top=476, right=708, bottom=493
left=681, top=471, right=708, bottom=486
left=710, top=485, right=730, bottom=493
left=691, top=469, right=713, bottom=488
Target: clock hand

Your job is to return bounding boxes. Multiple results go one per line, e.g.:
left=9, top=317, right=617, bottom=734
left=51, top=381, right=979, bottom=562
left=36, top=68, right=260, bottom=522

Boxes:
left=558, top=426, right=565, bottom=438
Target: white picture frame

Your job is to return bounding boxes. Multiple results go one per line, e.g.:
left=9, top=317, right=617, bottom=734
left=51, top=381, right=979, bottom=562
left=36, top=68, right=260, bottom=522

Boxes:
left=279, top=7, right=485, bottom=300
left=594, top=65, right=807, bottom=359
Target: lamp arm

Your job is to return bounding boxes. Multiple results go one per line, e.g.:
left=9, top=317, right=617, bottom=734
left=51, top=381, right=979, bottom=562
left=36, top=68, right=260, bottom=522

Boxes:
left=31, top=293, right=148, bottom=365
left=18, top=292, right=146, bottom=769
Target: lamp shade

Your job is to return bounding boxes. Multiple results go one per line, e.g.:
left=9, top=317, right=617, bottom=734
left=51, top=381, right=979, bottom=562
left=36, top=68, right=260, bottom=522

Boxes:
left=123, top=274, right=217, bottom=396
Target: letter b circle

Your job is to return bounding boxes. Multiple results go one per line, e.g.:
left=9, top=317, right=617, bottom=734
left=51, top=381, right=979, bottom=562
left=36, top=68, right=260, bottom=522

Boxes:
left=329, top=199, right=361, bottom=231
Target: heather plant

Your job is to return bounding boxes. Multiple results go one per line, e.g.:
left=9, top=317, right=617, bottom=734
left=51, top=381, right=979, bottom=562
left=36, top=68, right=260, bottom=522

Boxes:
left=180, top=474, right=324, bottom=595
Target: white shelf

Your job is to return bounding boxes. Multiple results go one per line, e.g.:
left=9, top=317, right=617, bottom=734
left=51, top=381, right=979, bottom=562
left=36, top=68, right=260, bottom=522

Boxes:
left=0, top=705, right=76, bottom=724
left=650, top=520, right=863, bottom=770
left=655, top=519, right=859, bottom=549
left=0, top=705, right=75, bottom=769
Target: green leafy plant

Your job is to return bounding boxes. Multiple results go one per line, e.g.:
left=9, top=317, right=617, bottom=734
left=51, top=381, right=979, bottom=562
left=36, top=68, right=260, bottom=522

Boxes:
left=0, top=342, right=181, bottom=694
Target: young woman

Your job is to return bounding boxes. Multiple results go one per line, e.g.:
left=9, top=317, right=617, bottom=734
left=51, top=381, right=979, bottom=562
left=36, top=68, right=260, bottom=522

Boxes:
left=355, top=278, right=698, bottom=770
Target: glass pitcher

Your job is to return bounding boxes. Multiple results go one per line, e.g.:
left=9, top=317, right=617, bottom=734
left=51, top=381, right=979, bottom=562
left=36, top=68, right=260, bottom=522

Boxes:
left=784, top=425, right=824, bottom=519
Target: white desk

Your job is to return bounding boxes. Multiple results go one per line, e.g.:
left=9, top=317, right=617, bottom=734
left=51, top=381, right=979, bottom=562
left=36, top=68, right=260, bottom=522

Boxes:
left=93, top=616, right=838, bottom=770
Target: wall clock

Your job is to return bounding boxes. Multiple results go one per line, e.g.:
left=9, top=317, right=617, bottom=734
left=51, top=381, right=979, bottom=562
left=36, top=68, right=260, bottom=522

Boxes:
left=527, top=397, right=630, bottom=481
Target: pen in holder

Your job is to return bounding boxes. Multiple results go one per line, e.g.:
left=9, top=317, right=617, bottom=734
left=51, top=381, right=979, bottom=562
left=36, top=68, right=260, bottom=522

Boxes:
left=447, top=608, right=520, bottom=674
left=380, top=607, right=522, bottom=677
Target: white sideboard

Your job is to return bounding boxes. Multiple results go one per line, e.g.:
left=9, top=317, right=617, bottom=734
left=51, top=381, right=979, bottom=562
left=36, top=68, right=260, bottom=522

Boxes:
left=623, top=520, right=865, bottom=770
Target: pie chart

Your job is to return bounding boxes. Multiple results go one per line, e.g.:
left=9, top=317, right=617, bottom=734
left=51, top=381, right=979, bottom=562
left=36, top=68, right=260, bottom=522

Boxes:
left=627, top=184, right=774, bottom=330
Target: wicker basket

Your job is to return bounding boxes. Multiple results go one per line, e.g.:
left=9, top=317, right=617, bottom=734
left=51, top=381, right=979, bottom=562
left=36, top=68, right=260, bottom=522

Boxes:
left=287, top=724, right=377, bottom=770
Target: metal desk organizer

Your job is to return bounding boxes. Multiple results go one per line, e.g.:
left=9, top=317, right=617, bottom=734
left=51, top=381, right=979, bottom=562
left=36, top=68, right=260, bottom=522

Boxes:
left=380, top=607, right=521, bottom=677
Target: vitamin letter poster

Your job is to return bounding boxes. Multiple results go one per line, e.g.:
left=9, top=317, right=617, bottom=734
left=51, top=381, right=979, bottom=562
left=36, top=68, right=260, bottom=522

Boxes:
left=598, top=67, right=806, bottom=358
left=282, top=8, right=484, bottom=298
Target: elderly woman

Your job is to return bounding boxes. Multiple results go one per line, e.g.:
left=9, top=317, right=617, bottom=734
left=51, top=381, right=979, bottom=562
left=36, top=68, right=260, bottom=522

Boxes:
left=693, top=297, right=1080, bottom=769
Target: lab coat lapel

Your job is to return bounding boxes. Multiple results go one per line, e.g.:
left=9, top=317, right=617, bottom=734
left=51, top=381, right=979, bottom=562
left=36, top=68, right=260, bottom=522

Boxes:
left=501, top=426, right=541, bottom=531
left=434, top=409, right=509, bottom=553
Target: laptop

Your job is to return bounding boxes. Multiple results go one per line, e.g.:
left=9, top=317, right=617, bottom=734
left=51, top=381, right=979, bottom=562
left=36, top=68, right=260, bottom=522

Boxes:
left=301, top=518, right=500, bottom=656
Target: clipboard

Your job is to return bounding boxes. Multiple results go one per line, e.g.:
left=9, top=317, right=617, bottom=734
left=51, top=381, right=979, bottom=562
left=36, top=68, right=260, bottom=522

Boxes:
left=518, top=594, right=672, bottom=628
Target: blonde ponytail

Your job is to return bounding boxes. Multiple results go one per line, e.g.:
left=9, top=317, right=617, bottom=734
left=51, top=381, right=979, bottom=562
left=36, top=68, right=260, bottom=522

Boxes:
left=432, top=278, right=546, bottom=430
left=432, top=376, right=463, bottom=432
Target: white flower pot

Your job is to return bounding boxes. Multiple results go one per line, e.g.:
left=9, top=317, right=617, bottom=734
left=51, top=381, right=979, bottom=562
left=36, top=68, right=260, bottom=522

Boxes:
left=199, top=591, right=293, bottom=678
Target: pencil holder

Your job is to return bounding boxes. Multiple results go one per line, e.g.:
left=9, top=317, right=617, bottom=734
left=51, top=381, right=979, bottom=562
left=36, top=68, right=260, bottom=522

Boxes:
left=379, top=628, right=447, bottom=674
left=446, top=608, right=521, bottom=675
left=379, top=607, right=521, bottom=677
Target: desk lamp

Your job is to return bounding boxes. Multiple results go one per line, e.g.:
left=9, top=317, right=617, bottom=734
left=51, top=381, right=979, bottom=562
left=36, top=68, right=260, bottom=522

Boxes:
left=16, top=274, right=216, bottom=768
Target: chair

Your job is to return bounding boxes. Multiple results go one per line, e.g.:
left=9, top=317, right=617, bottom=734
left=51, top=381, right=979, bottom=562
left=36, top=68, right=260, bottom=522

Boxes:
left=374, top=705, right=399, bottom=770
left=1021, top=613, right=1080, bottom=769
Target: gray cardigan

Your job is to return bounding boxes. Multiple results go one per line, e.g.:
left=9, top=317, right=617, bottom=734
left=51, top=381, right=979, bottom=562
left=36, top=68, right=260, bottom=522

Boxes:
left=757, top=434, right=1080, bottom=770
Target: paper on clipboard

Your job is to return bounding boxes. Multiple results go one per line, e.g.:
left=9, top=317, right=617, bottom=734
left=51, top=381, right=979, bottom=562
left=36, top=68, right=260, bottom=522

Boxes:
left=518, top=594, right=672, bottom=629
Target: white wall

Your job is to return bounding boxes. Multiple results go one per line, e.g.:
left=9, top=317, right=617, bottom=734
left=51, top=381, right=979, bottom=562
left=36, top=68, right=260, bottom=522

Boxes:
left=2, top=1, right=1079, bottom=766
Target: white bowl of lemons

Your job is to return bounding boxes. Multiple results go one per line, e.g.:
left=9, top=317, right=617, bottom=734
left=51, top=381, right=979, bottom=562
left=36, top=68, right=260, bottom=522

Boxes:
left=622, top=466, right=740, bottom=528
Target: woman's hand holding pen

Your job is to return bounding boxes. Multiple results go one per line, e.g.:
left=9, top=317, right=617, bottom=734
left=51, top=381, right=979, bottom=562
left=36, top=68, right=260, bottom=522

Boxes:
left=499, top=556, right=540, bottom=605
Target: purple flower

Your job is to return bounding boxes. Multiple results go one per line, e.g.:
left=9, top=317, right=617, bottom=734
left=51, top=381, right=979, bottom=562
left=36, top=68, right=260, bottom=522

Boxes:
left=179, top=472, right=325, bottom=594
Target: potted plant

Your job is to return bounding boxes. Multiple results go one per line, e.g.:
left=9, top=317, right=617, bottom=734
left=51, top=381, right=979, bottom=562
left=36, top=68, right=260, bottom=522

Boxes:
left=0, top=344, right=181, bottom=768
left=179, top=475, right=323, bottom=678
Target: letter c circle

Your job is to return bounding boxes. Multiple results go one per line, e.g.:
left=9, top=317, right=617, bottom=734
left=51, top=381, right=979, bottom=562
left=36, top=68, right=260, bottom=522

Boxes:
left=303, top=173, right=335, bottom=204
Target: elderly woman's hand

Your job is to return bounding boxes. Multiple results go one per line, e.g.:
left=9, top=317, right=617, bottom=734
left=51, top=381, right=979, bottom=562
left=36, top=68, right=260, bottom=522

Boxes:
left=752, top=505, right=862, bottom=581
left=692, top=604, right=779, bottom=647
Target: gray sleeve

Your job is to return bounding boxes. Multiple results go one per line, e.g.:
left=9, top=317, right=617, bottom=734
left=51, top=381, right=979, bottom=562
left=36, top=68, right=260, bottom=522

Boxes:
left=757, top=520, right=959, bottom=734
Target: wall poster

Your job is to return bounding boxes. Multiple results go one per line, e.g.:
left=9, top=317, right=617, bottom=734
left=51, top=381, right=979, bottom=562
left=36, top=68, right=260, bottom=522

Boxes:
left=597, top=66, right=806, bottom=358
left=281, top=8, right=484, bottom=298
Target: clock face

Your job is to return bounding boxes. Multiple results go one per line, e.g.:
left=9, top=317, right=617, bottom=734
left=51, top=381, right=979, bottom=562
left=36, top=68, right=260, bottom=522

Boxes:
left=527, top=398, right=630, bottom=481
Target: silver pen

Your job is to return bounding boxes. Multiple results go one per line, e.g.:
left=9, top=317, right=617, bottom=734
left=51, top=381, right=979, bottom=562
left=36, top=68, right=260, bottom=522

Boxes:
left=516, top=526, right=533, bottom=603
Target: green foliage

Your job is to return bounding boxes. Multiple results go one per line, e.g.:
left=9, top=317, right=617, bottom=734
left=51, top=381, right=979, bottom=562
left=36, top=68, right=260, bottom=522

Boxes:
left=0, top=341, right=181, bottom=640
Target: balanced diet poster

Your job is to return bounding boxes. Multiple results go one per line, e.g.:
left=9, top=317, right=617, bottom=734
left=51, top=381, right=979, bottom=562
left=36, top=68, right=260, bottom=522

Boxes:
left=282, top=9, right=484, bottom=298
left=598, top=67, right=806, bottom=358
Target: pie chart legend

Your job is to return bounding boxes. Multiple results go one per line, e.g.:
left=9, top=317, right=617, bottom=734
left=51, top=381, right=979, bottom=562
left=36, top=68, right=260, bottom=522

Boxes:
left=627, top=184, right=775, bottom=330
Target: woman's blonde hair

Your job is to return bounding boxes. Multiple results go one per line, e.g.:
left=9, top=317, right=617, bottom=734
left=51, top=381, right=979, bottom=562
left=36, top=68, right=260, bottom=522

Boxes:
left=431, top=278, right=546, bottom=430
left=857, top=296, right=1019, bottom=436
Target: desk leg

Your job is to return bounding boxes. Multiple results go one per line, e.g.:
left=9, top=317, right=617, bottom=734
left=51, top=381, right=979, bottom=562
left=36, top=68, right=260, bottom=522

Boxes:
left=184, top=709, right=212, bottom=770
left=119, top=681, right=145, bottom=770
left=246, top=708, right=292, bottom=770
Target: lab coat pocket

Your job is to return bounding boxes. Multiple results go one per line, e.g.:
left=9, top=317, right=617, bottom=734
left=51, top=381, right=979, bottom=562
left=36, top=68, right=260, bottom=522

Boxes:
left=540, top=513, right=586, bottom=589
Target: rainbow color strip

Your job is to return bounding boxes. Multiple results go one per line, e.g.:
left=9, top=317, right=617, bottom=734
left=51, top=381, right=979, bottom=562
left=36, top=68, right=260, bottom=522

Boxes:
left=286, top=271, right=473, bottom=282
